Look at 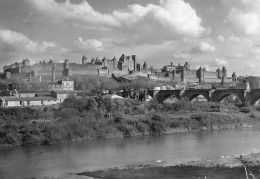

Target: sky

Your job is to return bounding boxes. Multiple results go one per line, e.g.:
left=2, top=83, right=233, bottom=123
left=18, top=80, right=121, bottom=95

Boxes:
left=0, top=0, right=260, bottom=76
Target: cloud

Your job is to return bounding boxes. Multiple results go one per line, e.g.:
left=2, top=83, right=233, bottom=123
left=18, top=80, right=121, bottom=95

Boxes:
left=227, top=53, right=243, bottom=58
left=28, top=0, right=209, bottom=44
left=28, top=0, right=120, bottom=27
left=172, top=53, right=191, bottom=60
left=222, top=0, right=260, bottom=35
left=0, top=28, right=56, bottom=52
left=189, top=42, right=215, bottom=53
left=217, top=35, right=226, bottom=43
left=214, top=58, right=229, bottom=66
left=113, top=0, right=209, bottom=38
left=74, top=37, right=103, bottom=51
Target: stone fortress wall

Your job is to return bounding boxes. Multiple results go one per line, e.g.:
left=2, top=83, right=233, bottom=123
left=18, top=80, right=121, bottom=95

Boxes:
left=149, top=61, right=237, bottom=84
left=3, top=54, right=147, bottom=82
left=3, top=54, right=237, bottom=84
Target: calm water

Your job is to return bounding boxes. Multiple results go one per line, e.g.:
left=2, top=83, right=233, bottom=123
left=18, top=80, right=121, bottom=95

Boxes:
left=1, top=128, right=260, bottom=179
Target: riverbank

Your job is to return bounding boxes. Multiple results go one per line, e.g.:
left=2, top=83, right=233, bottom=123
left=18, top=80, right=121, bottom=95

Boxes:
left=1, top=96, right=260, bottom=147
left=78, top=153, right=260, bottom=179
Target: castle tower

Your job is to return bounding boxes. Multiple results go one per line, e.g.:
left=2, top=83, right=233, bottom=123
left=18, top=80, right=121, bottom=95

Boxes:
left=18, top=66, right=22, bottom=73
left=222, top=66, right=227, bottom=79
left=5, top=72, right=11, bottom=79
left=64, top=59, right=69, bottom=70
left=112, top=56, right=118, bottom=69
left=136, top=64, right=141, bottom=72
left=91, top=58, right=95, bottom=64
left=232, top=72, right=237, bottom=82
left=216, top=68, right=221, bottom=79
left=172, top=68, right=176, bottom=77
left=65, top=68, right=72, bottom=76
left=22, top=59, right=30, bottom=66
left=52, top=67, right=55, bottom=82
left=181, top=67, right=186, bottom=83
left=221, top=76, right=225, bottom=85
left=143, top=62, right=147, bottom=72
left=82, top=55, right=87, bottom=64
left=132, top=55, right=137, bottom=71
left=102, top=57, right=107, bottom=67
left=198, top=67, right=204, bottom=83
left=184, top=62, right=190, bottom=70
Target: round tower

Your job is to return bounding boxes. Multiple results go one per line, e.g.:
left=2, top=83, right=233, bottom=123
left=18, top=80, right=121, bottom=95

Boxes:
left=216, top=68, right=221, bottom=79
left=232, top=72, right=237, bottom=82
left=102, top=57, right=107, bottom=67
left=64, top=68, right=72, bottom=76
left=222, top=66, right=227, bottom=79
left=52, top=67, right=56, bottom=82
left=82, top=55, right=87, bottom=64
left=181, top=67, right=186, bottom=83
left=172, top=68, right=176, bottom=77
left=91, top=58, right=95, bottom=64
left=184, top=62, right=190, bottom=70
left=64, top=59, right=69, bottom=70
left=112, top=56, right=118, bottom=69
left=198, top=67, right=204, bottom=83
left=5, top=72, right=11, bottom=79
left=18, top=66, right=22, bottom=73
left=143, top=62, right=147, bottom=72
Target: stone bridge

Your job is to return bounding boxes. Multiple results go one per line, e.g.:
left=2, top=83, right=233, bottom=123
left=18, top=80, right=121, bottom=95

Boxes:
left=148, top=89, right=260, bottom=105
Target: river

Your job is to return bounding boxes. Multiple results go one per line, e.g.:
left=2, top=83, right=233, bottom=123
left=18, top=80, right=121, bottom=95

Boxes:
left=0, top=128, right=260, bottom=179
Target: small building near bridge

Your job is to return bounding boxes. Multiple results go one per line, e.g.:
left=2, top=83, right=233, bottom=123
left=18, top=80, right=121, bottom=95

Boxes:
left=0, top=96, right=60, bottom=107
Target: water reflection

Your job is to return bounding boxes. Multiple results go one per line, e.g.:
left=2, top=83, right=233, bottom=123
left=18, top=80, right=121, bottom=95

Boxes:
left=0, top=128, right=260, bottom=179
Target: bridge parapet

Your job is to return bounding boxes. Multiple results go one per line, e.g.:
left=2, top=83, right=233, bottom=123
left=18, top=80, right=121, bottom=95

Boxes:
left=149, top=88, right=260, bottom=105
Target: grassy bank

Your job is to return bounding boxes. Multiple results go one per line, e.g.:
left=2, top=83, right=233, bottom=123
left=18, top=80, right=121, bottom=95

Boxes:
left=0, top=96, right=259, bottom=147
left=78, top=153, right=260, bottom=178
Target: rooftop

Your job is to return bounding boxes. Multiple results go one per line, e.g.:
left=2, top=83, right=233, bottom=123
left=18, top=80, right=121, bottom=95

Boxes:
left=0, top=96, right=57, bottom=101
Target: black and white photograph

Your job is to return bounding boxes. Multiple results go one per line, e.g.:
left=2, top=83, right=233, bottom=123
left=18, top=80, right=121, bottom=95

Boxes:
left=0, top=0, right=260, bottom=178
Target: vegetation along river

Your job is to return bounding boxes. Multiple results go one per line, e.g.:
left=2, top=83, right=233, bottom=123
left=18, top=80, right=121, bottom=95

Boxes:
left=0, top=128, right=260, bottom=179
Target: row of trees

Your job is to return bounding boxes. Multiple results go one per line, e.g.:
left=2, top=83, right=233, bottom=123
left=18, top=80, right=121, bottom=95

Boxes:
left=0, top=94, right=257, bottom=147
left=0, top=77, right=49, bottom=91
left=0, top=75, right=161, bottom=92
left=72, top=75, right=161, bottom=92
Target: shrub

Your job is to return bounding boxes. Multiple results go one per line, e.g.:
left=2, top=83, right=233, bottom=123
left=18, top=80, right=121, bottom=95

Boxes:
left=55, top=108, right=79, bottom=119
left=144, top=114, right=168, bottom=135
left=240, top=107, right=251, bottom=113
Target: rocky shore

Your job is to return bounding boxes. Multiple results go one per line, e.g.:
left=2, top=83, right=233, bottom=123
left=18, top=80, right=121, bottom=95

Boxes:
left=77, top=153, right=260, bottom=179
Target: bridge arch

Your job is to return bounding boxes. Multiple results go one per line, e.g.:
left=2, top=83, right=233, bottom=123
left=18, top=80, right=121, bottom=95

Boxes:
left=251, top=97, right=260, bottom=106
left=182, top=90, right=210, bottom=102
left=163, top=94, right=180, bottom=103
left=211, top=90, right=245, bottom=104
left=189, top=94, right=209, bottom=102
left=153, top=90, right=181, bottom=103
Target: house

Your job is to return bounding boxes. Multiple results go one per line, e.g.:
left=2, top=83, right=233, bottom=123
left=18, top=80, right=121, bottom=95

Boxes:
left=0, top=90, right=78, bottom=107
left=51, top=91, right=77, bottom=102
left=0, top=96, right=60, bottom=107
left=48, top=80, right=74, bottom=91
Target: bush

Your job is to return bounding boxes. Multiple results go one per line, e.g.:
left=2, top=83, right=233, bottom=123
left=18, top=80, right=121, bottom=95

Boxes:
left=240, top=107, right=251, bottom=113
left=254, top=105, right=260, bottom=111
left=55, top=108, right=79, bottom=119
left=144, top=114, right=168, bottom=135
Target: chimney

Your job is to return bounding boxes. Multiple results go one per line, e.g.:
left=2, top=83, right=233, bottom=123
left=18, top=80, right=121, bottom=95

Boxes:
left=52, top=67, right=55, bottom=82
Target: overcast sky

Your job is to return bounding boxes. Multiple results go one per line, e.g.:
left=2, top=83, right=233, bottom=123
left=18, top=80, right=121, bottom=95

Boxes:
left=0, top=0, right=260, bottom=76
